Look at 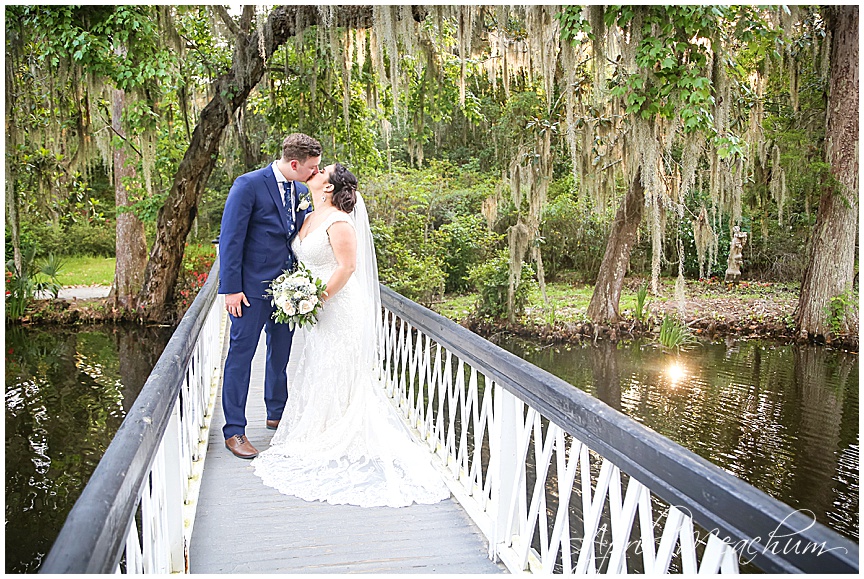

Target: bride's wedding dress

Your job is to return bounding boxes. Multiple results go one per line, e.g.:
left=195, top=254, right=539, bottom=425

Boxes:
left=252, top=205, right=450, bottom=507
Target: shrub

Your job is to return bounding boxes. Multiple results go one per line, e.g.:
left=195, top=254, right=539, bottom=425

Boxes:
left=173, top=243, right=217, bottom=316
left=435, top=214, right=503, bottom=292
left=658, top=315, right=694, bottom=350
left=467, top=250, right=535, bottom=319
left=5, top=248, right=64, bottom=320
left=7, top=220, right=116, bottom=261
left=824, top=289, right=858, bottom=335
left=372, top=220, right=447, bottom=305
left=386, top=252, right=447, bottom=306
left=7, top=222, right=64, bottom=261
left=64, top=221, right=116, bottom=257
left=540, top=187, right=612, bottom=283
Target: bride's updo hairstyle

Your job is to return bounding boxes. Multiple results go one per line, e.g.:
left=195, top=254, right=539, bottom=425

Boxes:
left=329, top=163, right=358, bottom=213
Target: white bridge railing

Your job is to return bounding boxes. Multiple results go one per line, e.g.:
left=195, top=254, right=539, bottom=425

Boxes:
left=41, top=260, right=225, bottom=574
left=378, top=286, right=858, bottom=574
left=41, top=280, right=857, bottom=574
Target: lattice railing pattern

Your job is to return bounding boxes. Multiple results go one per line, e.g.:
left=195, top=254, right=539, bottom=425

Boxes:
left=116, top=294, right=225, bottom=574
left=378, top=309, right=740, bottom=574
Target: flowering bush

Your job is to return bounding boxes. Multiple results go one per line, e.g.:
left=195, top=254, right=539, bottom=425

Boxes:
left=266, top=262, right=327, bottom=330
left=175, top=243, right=216, bottom=316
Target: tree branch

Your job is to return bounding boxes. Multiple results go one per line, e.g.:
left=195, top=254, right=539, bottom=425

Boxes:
left=212, top=5, right=241, bottom=37
left=239, top=5, right=255, bottom=33
left=100, top=125, right=143, bottom=158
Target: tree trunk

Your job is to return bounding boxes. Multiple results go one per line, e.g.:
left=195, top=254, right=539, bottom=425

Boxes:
left=136, top=5, right=391, bottom=320
left=796, top=6, right=859, bottom=339
left=234, top=102, right=258, bottom=172
left=587, top=166, right=645, bottom=323
left=111, top=85, right=148, bottom=308
left=5, top=55, right=22, bottom=272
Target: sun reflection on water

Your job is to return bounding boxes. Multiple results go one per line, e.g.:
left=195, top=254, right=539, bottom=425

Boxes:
left=666, top=361, right=686, bottom=384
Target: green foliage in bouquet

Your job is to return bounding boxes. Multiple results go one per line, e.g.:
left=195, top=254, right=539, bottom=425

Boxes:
left=266, top=262, right=328, bottom=330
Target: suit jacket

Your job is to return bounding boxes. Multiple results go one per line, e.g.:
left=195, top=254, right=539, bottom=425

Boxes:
left=218, top=165, right=310, bottom=299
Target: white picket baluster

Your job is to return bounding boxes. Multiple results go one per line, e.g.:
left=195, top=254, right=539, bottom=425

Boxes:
left=376, top=306, right=748, bottom=576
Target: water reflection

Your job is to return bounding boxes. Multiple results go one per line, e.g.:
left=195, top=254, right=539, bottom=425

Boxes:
left=5, top=324, right=173, bottom=573
left=493, top=336, right=859, bottom=543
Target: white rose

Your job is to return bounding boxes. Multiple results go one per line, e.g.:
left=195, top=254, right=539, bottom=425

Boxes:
left=283, top=302, right=296, bottom=316
left=275, top=296, right=287, bottom=308
left=298, top=199, right=310, bottom=211
left=309, top=295, right=318, bottom=306
left=298, top=299, right=314, bottom=314
left=305, top=281, right=316, bottom=293
left=293, top=290, right=305, bottom=299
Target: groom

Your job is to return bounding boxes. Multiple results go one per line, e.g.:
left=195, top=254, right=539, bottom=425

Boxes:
left=218, top=133, right=322, bottom=459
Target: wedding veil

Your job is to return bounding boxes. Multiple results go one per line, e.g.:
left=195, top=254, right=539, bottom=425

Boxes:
left=351, top=193, right=381, bottom=370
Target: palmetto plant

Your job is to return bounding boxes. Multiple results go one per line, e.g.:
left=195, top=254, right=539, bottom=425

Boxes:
left=5, top=249, right=65, bottom=320
left=658, top=315, right=694, bottom=349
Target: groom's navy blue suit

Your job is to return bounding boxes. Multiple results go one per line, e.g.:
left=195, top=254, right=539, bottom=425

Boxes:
left=218, top=165, right=310, bottom=439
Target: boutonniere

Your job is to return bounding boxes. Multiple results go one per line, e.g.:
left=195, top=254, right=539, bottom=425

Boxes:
left=297, top=192, right=311, bottom=211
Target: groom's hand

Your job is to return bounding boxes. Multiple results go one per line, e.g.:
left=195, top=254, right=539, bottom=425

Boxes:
left=225, top=292, right=250, bottom=317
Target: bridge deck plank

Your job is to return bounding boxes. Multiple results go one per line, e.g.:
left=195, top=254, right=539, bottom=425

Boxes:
left=190, top=330, right=505, bottom=574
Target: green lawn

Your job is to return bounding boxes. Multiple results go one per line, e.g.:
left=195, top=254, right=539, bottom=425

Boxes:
left=434, top=277, right=801, bottom=326
left=55, top=256, right=116, bottom=286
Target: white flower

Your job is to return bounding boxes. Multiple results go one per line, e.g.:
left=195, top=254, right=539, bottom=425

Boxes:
left=293, top=290, right=305, bottom=299
left=298, top=199, right=310, bottom=211
left=275, top=296, right=287, bottom=308
left=309, top=295, right=318, bottom=306
left=298, top=299, right=314, bottom=314
left=305, top=281, right=316, bottom=293
left=283, top=302, right=296, bottom=316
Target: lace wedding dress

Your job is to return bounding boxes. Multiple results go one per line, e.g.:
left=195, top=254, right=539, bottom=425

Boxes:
left=252, top=208, right=450, bottom=507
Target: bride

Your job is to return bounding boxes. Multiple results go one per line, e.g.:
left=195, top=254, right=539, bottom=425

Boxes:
left=252, top=163, right=450, bottom=508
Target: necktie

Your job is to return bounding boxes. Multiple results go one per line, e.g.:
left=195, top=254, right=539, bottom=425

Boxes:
left=282, top=181, right=295, bottom=234
left=281, top=181, right=294, bottom=215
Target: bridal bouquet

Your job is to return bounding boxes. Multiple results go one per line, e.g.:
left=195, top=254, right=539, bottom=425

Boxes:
left=266, top=263, right=327, bottom=329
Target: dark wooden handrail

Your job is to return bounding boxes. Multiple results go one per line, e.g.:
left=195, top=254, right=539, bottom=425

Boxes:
left=40, top=258, right=221, bottom=574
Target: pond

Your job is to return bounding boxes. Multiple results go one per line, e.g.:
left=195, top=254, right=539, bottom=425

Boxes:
left=492, top=335, right=859, bottom=544
left=5, top=323, right=174, bottom=574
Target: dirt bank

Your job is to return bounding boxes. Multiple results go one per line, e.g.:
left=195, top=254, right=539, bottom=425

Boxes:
left=463, top=280, right=859, bottom=353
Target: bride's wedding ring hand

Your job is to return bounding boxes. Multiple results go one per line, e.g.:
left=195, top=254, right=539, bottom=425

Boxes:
left=225, top=292, right=250, bottom=317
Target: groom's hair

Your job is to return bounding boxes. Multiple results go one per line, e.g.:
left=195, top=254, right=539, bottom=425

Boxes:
left=329, top=163, right=358, bottom=213
left=282, top=133, right=322, bottom=162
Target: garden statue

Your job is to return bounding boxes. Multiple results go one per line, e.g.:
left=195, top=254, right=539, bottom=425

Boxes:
left=724, top=226, right=748, bottom=284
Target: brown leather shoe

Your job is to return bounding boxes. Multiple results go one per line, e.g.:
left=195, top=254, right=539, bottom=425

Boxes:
left=266, top=419, right=280, bottom=430
left=225, top=434, right=258, bottom=459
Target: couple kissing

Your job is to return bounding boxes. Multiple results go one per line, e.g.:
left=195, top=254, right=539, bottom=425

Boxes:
left=216, top=133, right=449, bottom=507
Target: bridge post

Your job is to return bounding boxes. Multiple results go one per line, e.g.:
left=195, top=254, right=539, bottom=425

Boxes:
left=489, top=383, right=520, bottom=562
left=163, top=400, right=187, bottom=572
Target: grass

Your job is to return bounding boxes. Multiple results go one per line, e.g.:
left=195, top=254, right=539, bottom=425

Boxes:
left=433, top=292, right=477, bottom=320
left=55, top=256, right=116, bottom=286
left=434, top=275, right=801, bottom=327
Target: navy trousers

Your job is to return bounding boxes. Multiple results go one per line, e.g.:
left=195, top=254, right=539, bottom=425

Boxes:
left=221, top=297, right=294, bottom=439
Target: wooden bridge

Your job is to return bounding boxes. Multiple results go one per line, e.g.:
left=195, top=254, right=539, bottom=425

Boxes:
left=188, top=334, right=502, bottom=574
left=41, top=259, right=858, bottom=575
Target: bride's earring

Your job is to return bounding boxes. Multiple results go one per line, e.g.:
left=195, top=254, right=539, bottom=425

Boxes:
left=321, top=194, right=326, bottom=202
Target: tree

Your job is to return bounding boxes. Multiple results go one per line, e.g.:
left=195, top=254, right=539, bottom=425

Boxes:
left=5, top=43, right=22, bottom=272
left=561, top=6, right=783, bottom=324
left=569, top=6, right=726, bottom=323
left=795, top=6, right=859, bottom=339
left=5, top=6, right=176, bottom=306
left=136, top=6, right=390, bottom=320
left=586, top=167, right=645, bottom=321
